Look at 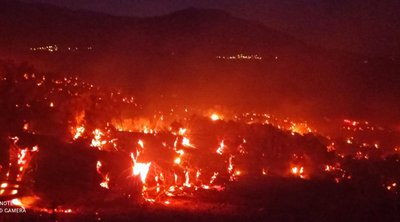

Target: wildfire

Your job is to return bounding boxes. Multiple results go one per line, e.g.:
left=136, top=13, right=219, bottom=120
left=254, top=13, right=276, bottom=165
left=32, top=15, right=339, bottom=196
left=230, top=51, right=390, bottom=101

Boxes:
left=210, top=172, right=219, bottom=184
left=130, top=148, right=151, bottom=184
left=386, top=182, right=397, bottom=192
left=182, top=137, right=195, bottom=148
left=289, top=122, right=313, bottom=135
left=228, top=155, right=236, bottom=181
left=216, top=140, right=225, bottom=155
left=210, top=113, right=222, bottom=121
left=174, top=150, right=185, bottom=165
left=96, top=161, right=110, bottom=189
left=32, top=145, right=39, bottom=152
left=73, top=126, right=85, bottom=140
left=23, top=122, right=29, bottom=131
left=325, top=165, right=333, bottom=172
left=4, top=68, right=400, bottom=210
left=0, top=140, right=39, bottom=199
left=100, top=174, right=110, bottom=189
left=16, top=145, right=39, bottom=182
left=18, top=149, right=28, bottom=165
left=133, top=162, right=151, bottom=184
left=0, top=183, right=7, bottom=195
left=291, top=166, right=305, bottom=179
left=262, top=168, right=268, bottom=175
left=174, top=157, right=181, bottom=165
left=91, top=129, right=107, bottom=149
left=327, top=142, right=336, bottom=152
left=11, top=198, right=24, bottom=208
left=178, top=128, right=187, bottom=136
left=346, top=138, right=353, bottom=144
left=184, top=170, right=191, bottom=187
left=138, top=139, right=144, bottom=149
left=96, top=161, right=102, bottom=173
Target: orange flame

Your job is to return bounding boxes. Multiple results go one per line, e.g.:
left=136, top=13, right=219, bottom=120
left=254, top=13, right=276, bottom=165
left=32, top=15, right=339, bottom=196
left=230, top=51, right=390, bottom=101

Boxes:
left=291, top=166, right=305, bottom=178
left=133, top=162, right=151, bottom=184
left=210, top=113, right=222, bottom=121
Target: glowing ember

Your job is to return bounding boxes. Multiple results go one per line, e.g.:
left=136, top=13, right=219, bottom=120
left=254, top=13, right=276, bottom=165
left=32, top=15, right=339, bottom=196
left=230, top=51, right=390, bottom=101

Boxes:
left=11, top=198, right=24, bottom=208
left=174, top=157, right=181, bottom=165
left=325, top=165, right=333, bottom=172
left=100, top=174, right=110, bottom=189
left=178, top=128, right=187, bottom=136
left=73, top=126, right=85, bottom=140
left=91, top=129, right=107, bottom=149
left=96, top=161, right=110, bottom=189
left=346, top=138, right=353, bottom=144
left=210, top=172, right=219, bottom=184
left=138, top=139, right=144, bottom=149
left=18, top=149, right=28, bottom=165
left=291, top=166, right=305, bottom=178
left=23, top=122, right=29, bottom=131
left=32, top=145, right=39, bottom=152
left=184, top=170, right=191, bottom=187
left=228, top=155, right=236, bottom=181
left=0, top=183, right=7, bottom=195
left=216, top=140, right=225, bottom=155
left=182, top=137, right=195, bottom=148
left=96, top=161, right=102, bottom=174
left=262, top=168, right=268, bottom=175
left=289, top=122, right=313, bottom=135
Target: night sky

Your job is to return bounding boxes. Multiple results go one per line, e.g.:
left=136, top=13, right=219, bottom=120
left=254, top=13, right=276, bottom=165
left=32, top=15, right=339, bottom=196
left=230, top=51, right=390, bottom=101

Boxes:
left=19, top=0, right=400, bottom=56
left=19, top=0, right=398, bottom=19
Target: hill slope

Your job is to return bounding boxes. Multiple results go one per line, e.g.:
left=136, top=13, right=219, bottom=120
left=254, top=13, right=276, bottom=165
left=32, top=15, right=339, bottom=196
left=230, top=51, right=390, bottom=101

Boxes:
left=0, top=1, right=400, bottom=125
